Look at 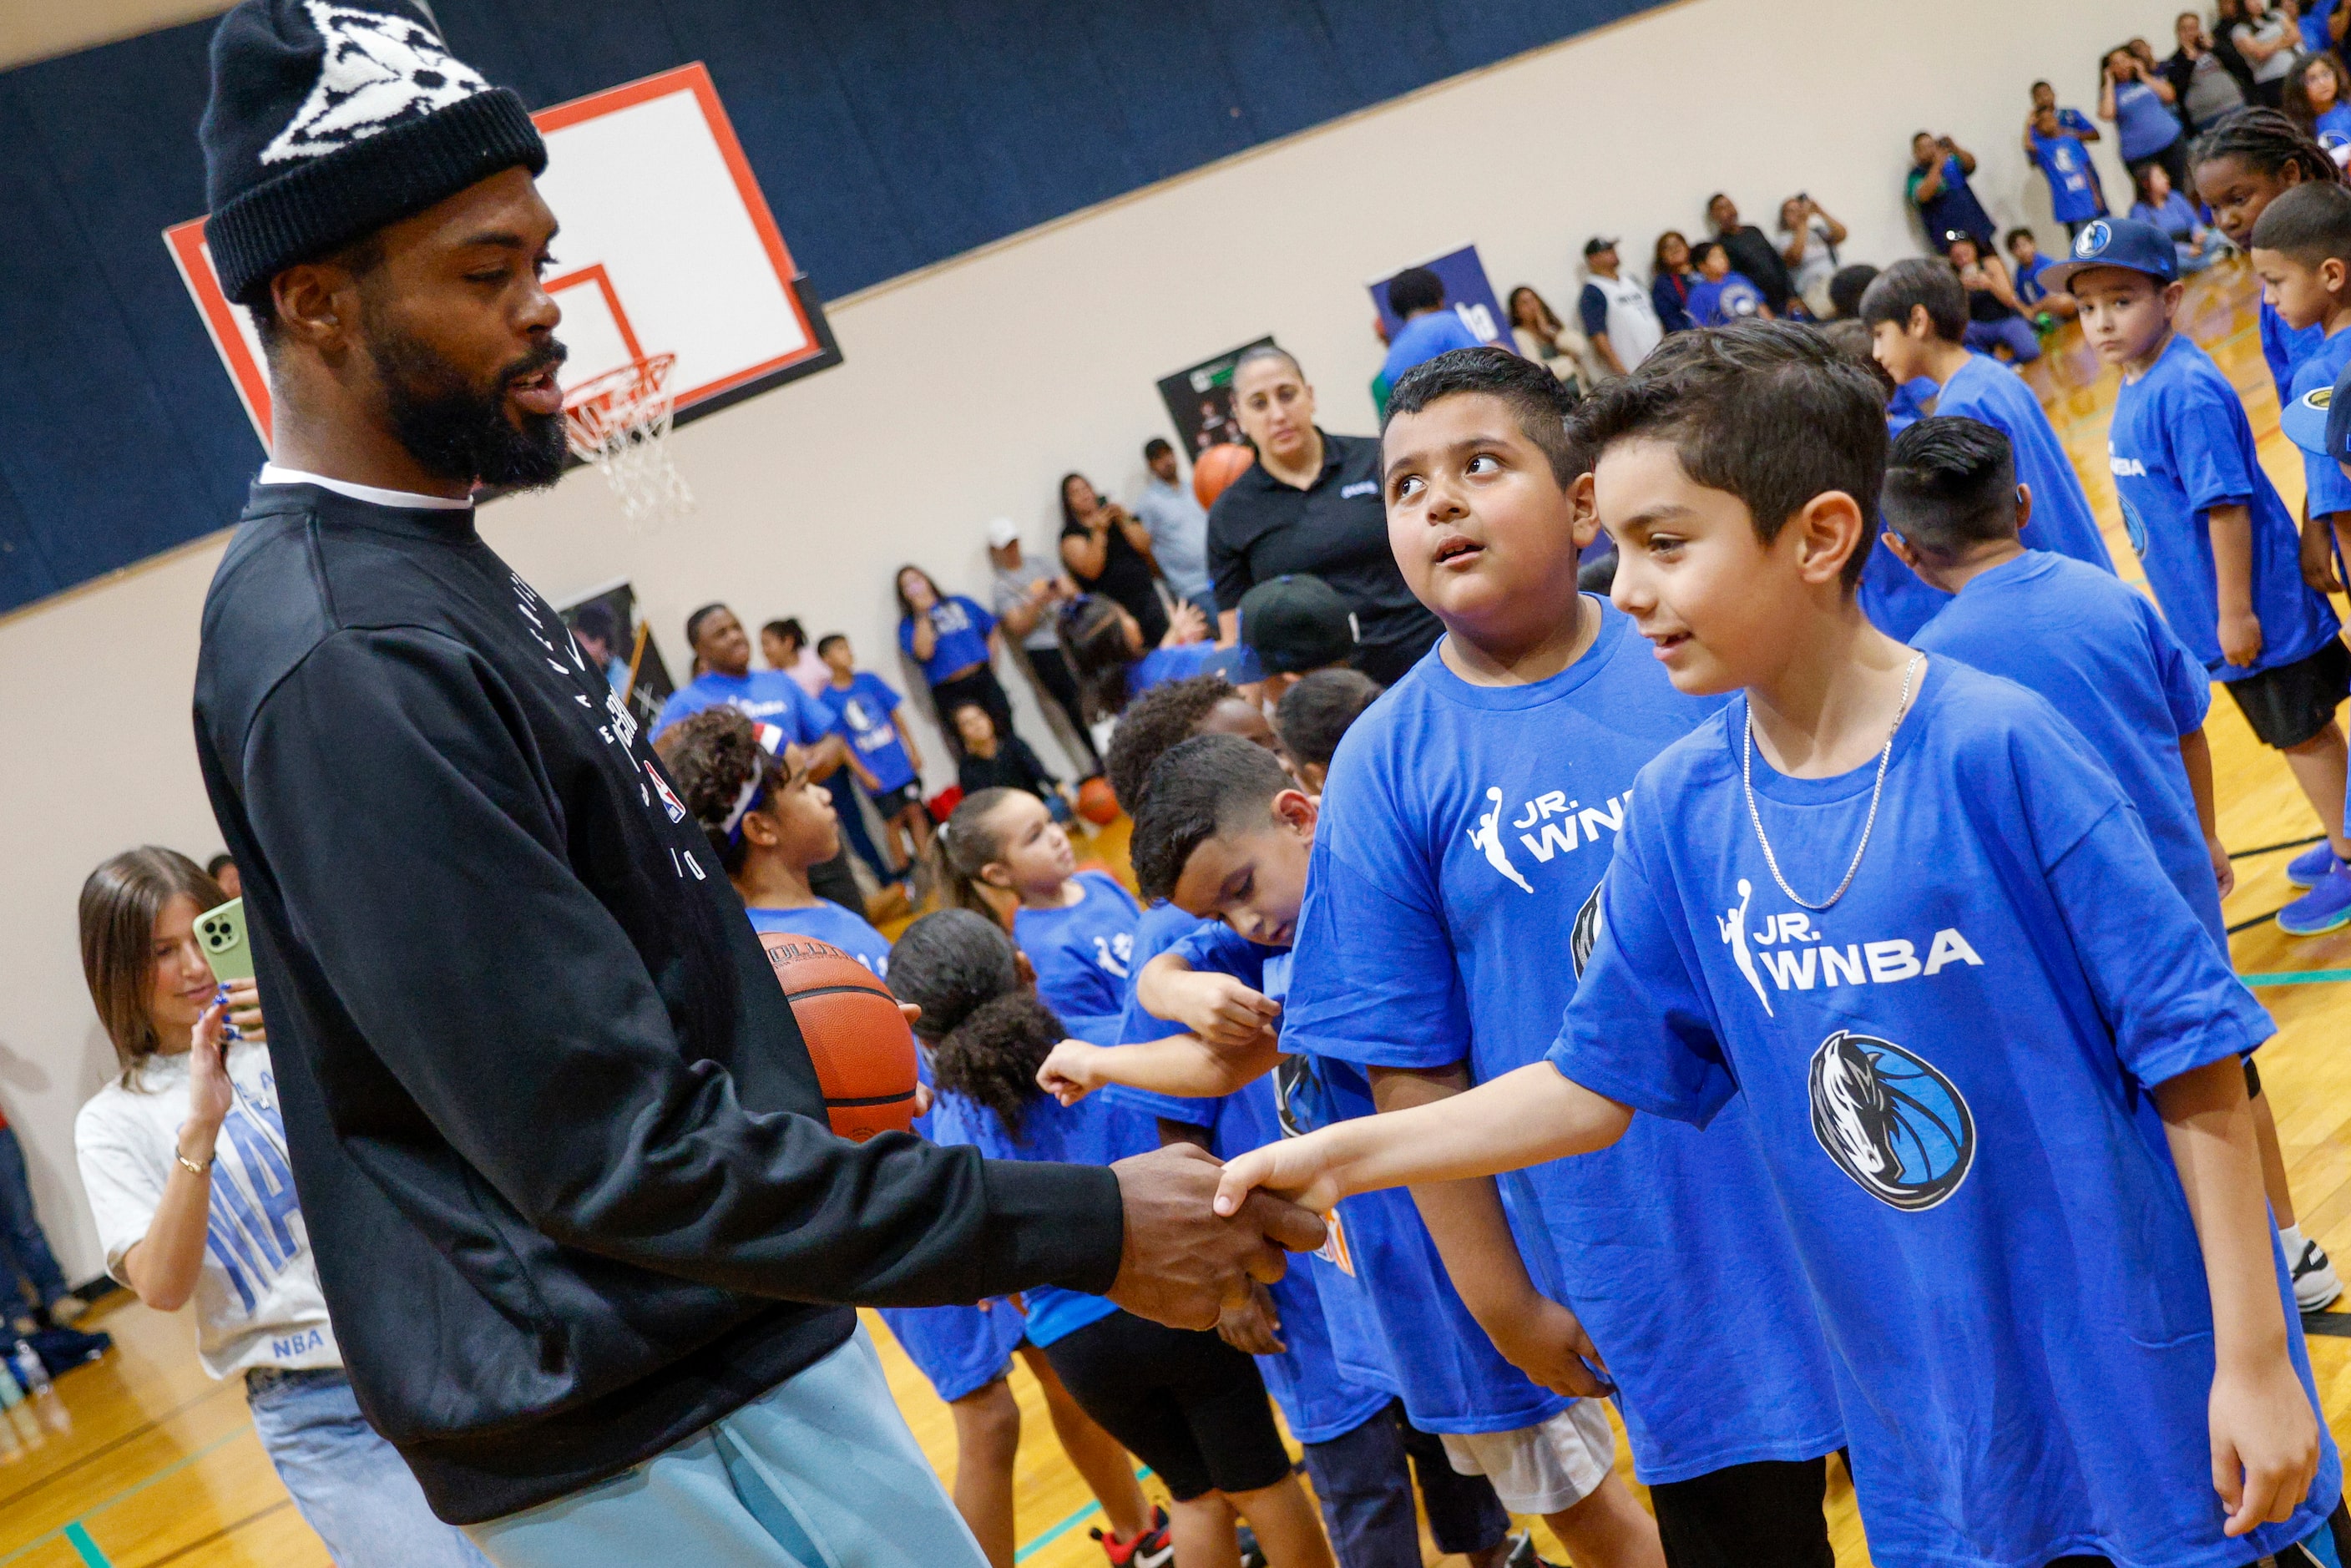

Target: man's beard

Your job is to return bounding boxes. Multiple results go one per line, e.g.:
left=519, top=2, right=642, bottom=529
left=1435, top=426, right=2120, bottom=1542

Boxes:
left=367, top=315, right=570, bottom=490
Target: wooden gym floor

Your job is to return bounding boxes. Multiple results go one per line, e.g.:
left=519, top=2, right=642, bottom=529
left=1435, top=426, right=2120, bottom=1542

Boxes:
left=3, top=259, right=2348, bottom=1567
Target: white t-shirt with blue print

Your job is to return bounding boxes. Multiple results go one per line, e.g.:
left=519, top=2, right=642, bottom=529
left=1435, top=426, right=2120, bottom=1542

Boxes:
left=1550, top=659, right=2337, bottom=1566
left=1282, top=604, right=1842, bottom=1483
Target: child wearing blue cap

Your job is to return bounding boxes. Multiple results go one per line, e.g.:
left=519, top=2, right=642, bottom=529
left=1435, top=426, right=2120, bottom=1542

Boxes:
left=2055, top=215, right=2351, bottom=937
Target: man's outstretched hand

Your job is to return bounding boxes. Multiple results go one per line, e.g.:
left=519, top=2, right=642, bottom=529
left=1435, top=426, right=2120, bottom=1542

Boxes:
left=1105, top=1144, right=1326, bottom=1330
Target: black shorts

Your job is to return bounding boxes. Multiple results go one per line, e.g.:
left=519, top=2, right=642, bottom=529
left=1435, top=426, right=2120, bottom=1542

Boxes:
left=1648, top=1454, right=1833, bottom=1568
left=2222, top=637, right=2351, bottom=750
left=870, top=782, right=923, bottom=819
left=1039, top=1309, right=1293, bottom=1501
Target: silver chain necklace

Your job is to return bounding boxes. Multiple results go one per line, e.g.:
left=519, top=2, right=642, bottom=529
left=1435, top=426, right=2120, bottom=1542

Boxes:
left=1742, top=654, right=1923, bottom=912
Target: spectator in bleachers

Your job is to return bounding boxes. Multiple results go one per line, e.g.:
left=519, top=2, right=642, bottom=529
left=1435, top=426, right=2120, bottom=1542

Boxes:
left=204, top=852, right=241, bottom=900
left=0, top=1098, right=78, bottom=1333
left=2103, top=43, right=2191, bottom=191
left=1909, top=130, right=1998, bottom=252
left=569, top=604, right=629, bottom=694
left=1650, top=231, right=1701, bottom=332
left=760, top=617, right=831, bottom=697
left=1705, top=193, right=1796, bottom=314
left=2285, top=50, right=2351, bottom=154
left=2131, top=161, right=2233, bottom=269
left=897, top=564, right=1023, bottom=761
left=1509, top=284, right=1592, bottom=387
left=1134, top=438, right=1215, bottom=619
left=1686, top=240, right=1772, bottom=325
left=1777, top=195, right=1850, bottom=317
left=986, top=520, right=1098, bottom=775
left=2232, top=0, right=2306, bottom=108
left=2025, top=101, right=2110, bottom=239
left=1945, top=232, right=2043, bottom=362
left=2166, top=11, right=2254, bottom=134
left=1059, top=473, right=1168, bottom=647
left=1378, top=266, right=1483, bottom=388
left=1827, top=263, right=1880, bottom=321
left=1575, top=238, right=1663, bottom=375
left=2005, top=228, right=2081, bottom=321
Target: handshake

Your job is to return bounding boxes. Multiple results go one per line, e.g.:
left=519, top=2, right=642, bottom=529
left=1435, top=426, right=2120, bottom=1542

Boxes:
left=1104, top=1144, right=1327, bottom=1330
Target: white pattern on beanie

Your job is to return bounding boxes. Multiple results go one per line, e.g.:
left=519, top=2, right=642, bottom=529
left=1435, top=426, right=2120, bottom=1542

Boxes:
left=260, top=2, right=491, bottom=164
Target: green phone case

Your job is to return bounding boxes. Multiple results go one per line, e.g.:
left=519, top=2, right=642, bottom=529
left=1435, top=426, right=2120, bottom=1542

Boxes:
left=196, top=898, right=255, bottom=985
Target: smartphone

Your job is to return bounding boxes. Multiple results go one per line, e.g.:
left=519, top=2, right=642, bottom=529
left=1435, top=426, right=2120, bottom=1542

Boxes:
left=195, top=898, right=255, bottom=985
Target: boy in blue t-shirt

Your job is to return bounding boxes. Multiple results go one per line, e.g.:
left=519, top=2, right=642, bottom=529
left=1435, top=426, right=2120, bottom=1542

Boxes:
left=1378, top=266, right=1486, bottom=396
left=1685, top=240, right=1769, bottom=326
left=1216, top=322, right=2340, bottom=1568
left=816, top=633, right=934, bottom=872
left=1861, top=258, right=2116, bottom=574
left=2004, top=228, right=2076, bottom=321
left=2025, top=104, right=2106, bottom=236
left=1886, top=413, right=2345, bottom=1318
left=2053, top=215, right=2351, bottom=936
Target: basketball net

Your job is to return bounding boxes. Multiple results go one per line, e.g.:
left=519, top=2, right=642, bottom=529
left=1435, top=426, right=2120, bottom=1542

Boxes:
left=563, top=353, right=694, bottom=531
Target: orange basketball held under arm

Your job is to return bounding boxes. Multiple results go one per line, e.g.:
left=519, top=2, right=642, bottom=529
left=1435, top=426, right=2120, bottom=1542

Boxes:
left=759, top=933, right=920, bottom=1141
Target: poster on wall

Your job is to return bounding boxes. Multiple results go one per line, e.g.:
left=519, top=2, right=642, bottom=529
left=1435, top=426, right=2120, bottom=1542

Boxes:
left=557, top=580, right=677, bottom=736
left=1158, top=336, right=1277, bottom=457
left=1368, top=244, right=1509, bottom=346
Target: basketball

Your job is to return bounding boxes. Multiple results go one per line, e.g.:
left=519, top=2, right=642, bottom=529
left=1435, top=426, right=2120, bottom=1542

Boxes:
left=759, top=932, right=920, bottom=1141
left=1193, top=443, right=1256, bottom=508
left=1076, top=776, right=1120, bottom=826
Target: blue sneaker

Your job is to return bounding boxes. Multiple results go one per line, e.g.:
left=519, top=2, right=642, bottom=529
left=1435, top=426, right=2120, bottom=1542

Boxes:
left=2286, top=842, right=2339, bottom=887
left=2278, top=865, right=2351, bottom=935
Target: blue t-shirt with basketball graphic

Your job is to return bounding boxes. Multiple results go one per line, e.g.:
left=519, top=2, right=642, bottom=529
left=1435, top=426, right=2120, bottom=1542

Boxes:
left=1686, top=271, right=1767, bottom=326
left=1100, top=908, right=1393, bottom=1444
left=2262, top=300, right=2327, bottom=407
left=745, top=900, right=891, bottom=978
left=2029, top=129, right=2103, bottom=224
left=1934, top=353, right=2115, bottom=574
left=816, top=672, right=918, bottom=793
left=2108, top=331, right=2339, bottom=681
left=899, top=595, right=997, bottom=685
left=2293, top=323, right=2351, bottom=525
left=1549, top=660, right=2334, bottom=1567
left=1282, top=604, right=1842, bottom=1483
left=1015, top=870, right=1142, bottom=1041
left=2318, top=103, right=2351, bottom=156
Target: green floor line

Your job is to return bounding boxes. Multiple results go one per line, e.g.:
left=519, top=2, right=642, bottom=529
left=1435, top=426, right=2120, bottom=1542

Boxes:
left=1014, top=1466, right=1152, bottom=1564
left=61, top=1523, right=109, bottom=1568
left=0, top=1424, right=250, bottom=1568
left=2240, top=969, right=2351, bottom=987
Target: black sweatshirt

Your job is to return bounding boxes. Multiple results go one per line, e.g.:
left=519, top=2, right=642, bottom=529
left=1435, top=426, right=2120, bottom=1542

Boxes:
left=192, top=483, right=1125, bottom=1523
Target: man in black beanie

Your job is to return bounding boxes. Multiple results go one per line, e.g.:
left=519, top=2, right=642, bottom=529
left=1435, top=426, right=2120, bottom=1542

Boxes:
left=188, top=4, right=1322, bottom=1560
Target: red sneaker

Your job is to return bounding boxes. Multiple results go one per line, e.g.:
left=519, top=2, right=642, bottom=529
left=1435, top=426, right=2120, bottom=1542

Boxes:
left=1091, top=1506, right=1174, bottom=1568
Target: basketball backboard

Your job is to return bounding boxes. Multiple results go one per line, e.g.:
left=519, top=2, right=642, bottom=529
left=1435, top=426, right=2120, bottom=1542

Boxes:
left=164, top=61, right=840, bottom=453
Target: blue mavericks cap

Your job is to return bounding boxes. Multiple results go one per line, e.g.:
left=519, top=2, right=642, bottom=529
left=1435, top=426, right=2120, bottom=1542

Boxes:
left=2281, top=356, right=2351, bottom=463
left=2039, top=217, right=2180, bottom=293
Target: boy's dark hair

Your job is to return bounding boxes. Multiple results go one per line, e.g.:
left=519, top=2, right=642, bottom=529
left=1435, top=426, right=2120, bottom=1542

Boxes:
left=816, top=632, right=849, bottom=657
left=684, top=601, right=730, bottom=650
left=2192, top=107, right=2342, bottom=190
left=887, top=908, right=1060, bottom=1141
left=1383, top=346, right=1581, bottom=485
left=1274, top=670, right=1385, bottom=772
left=761, top=617, right=807, bottom=650
left=1880, top=417, right=2020, bottom=555
left=2003, top=226, right=2035, bottom=250
left=1827, top=264, right=1878, bottom=321
left=2030, top=78, right=2051, bottom=93
left=2249, top=180, right=2351, bottom=266
left=1570, top=321, right=1889, bottom=589
left=1143, top=436, right=1174, bottom=461
left=1819, top=320, right=1898, bottom=404
left=1858, top=258, right=1968, bottom=342
left=1688, top=239, right=1725, bottom=269
left=1130, top=735, right=1294, bottom=903
left=1387, top=266, right=1445, bottom=316
left=205, top=852, right=236, bottom=879
left=1055, top=595, right=1140, bottom=723
left=1103, top=674, right=1241, bottom=815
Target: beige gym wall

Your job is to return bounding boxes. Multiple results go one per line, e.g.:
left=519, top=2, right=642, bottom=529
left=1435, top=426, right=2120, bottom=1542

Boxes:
left=0, top=0, right=2156, bottom=1279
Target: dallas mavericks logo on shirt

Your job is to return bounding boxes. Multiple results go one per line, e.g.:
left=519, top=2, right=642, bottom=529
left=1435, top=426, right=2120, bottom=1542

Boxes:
left=1569, top=882, right=1604, bottom=979
left=1807, top=1030, right=1976, bottom=1211
left=2116, top=490, right=2148, bottom=559
left=1717, top=278, right=1763, bottom=320
left=261, top=3, right=493, bottom=164
left=1273, top=1055, right=1329, bottom=1139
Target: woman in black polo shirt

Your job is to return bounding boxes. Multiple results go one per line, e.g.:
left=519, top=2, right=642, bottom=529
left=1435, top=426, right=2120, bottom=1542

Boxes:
left=1059, top=473, right=1168, bottom=646
left=1206, top=347, right=1443, bottom=685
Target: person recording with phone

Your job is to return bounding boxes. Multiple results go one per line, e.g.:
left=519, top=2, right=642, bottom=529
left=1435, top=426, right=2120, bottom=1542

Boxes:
left=72, top=849, right=490, bottom=1568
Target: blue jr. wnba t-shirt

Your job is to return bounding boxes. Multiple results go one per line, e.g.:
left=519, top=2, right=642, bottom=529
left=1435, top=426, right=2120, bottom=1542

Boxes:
left=745, top=901, right=892, bottom=977
left=1282, top=604, right=1841, bottom=1483
left=1934, top=353, right=2116, bottom=575
left=1550, top=660, right=2335, bottom=1567
left=1014, top=871, right=1141, bottom=1040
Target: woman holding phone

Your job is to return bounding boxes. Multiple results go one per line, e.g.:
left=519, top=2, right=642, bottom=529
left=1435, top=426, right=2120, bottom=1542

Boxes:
left=72, top=848, right=486, bottom=1567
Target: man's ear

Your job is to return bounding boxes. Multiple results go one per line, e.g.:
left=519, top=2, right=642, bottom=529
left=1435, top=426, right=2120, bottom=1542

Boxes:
left=269, top=260, right=360, bottom=354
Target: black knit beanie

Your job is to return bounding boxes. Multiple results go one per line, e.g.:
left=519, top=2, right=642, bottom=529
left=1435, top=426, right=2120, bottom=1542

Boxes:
left=199, top=0, right=546, bottom=306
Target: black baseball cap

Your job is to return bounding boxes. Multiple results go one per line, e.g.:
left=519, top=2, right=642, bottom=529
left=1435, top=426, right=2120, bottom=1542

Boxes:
left=1237, top=575, right=1357, bottom=675
left=1584, top=235, right=1620, bottom=257
left=2283, top=357, right=2351, bottom=466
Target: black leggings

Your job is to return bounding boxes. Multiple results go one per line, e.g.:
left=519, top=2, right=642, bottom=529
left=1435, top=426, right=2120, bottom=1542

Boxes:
left=1040, top=1308, right=1293, bottom=1502
left=1021, top=645, right=1100, bottom=771
left=928, top=666, right=1017, bottom=762
left=1649, top=1454, right=1833, bottom=1568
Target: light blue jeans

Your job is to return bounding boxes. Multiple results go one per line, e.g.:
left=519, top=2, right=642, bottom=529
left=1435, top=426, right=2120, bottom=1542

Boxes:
left=467, top=1326, right=986, bottom=1568
left=245, top=1367, right=490, bottom=1567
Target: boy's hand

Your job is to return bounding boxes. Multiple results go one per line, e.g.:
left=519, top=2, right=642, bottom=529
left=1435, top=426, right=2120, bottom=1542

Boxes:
left=1483, top=1294, right=1613, bottom=1400
left=2210, top=1354, right=2322, bottom=1535
left=1159, top=970, right=1281, bottom=1049
left=1216, top=1280, right=1287, bottom=1356
left=1037, top=1039, right=1106, bottom=1105
left=2217, top=608, right=2263, bottom=667
left=1216, top=1130, right=1346, bottom=1216
left=2207, top=834, right=2237, bottom=900
left=2298, top=519, right=2340, bottom=593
